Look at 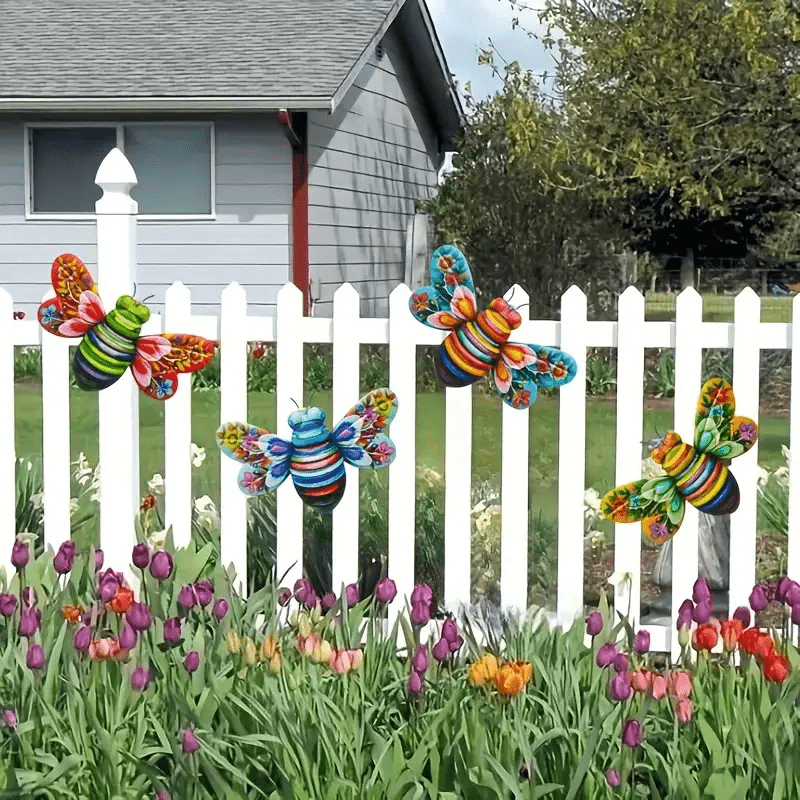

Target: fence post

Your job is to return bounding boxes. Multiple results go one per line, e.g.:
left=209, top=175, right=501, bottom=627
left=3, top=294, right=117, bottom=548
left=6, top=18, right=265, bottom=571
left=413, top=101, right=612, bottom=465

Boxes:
left=0, top=289, right=14, bottom=578
left=94, top=148, right=140, bottom=588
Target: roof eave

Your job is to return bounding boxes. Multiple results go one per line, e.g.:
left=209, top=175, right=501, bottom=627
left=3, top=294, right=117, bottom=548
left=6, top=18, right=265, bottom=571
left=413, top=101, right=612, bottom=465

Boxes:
left=0, top=96, right=335, bottom=112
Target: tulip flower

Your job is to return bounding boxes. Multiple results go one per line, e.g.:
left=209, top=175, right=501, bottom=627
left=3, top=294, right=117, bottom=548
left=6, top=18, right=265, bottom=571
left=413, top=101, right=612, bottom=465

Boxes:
left=126, top=602, right=152, bottom=632
left=182, top=728, right=201, bottom=754
left=596, top=642, right=618, bottom=668
left=785, top=582, right=800, bottom=606
left=495, top=663, right=525, bottom=697
left=194, top=580, right=213, bottom=608
left=155, top=792, right=171, bottom=800
left=677, top=599, right=694, bottom=629
left=178, top=585, right=197, bottom=610
left=634, top=630, right=650, bottom=654
left=163, top=617, right=181, bottom=645
left=409, top=601, right=431, bottom=627
left=243, top=637, right=257, bottom=665
left=98, top=569, right=122, bottom=601
left=225, top=629, right=241, bottom=655
left=305, top=590, right=320, bottom=610
left=467, top=653, right=499, bottom=687
left=149, top=551, right=173, bottom=581
left=3, top=709, right=17, bottom=729
left=22, top=587, right=37, bottom=608
left=692, top=578, right=711, bottom=604
left=676, top=699, right=693, bottom=724
left=211, top=598, right=229, bottom=621
left=348, top=649, right=363, bottom=670
left=184, top=651, right=200, bottom=673
left=763, top=653, right=790, bottom=684
left=293, top=578, right=313, bottom=604
left=259, top=636, right=278, bottom=662
left=411, top=645, right=428, bottom=674
left=26, top=644, right=45, bottom=670
left=691, top=599, right=712, bottom=624
left=321, top=592, right=336, bottom=611
left=375, top=578, right=397, bottom=604
left=94, top=549, right=104, bottom=570
left=407, top=671, right=423, bottom=695
left=268, top=651, right=282, bottom=675
left=621, top=718, right=642, bottom=748
left=344, top=583, right=360, bottom=606
left=749, top=585, right=768, bottom=612
left=586, top=611, right=603, bottom=636
left=61, top=605, right=81, bottom=624
left=89, top=638, right=113, bottom=661
left=609, top=673, right=631, bottom=702
left=691, top=623, right=718, bottom=651
left=109, top=586, right=135, bottom=614
left=668, top=671, right=692, bottom=701
left=329, top=649, right=352, bottom=673
left=119, top=623, right=137, bottom=651
left=18, top=607, right=40, bottom=638
left=53, top=540, right=76, bottom=574
left=613, top=653, right=629, bottom=673
left=792, top=603, right=800, bottom=626
left=277, top=587, right=293, bottom=606
left=431, top=637, right=451, bottom=662
left=649, top=674, right=668, bottom=701
left=732, top=606, right=751, bottom=628
left=74, top=625, right=92, bottom=653
left=777, top=577, right=792, bottom=602
left=11, top=539, right=29, bottom=570
left=738, top=627, right=761, bottom=655
left=753, top=632, right=776, bottom=661
left=131, top=666, right=152, bottom=691
left=131, top=543, right=150, bottom=569
left=0, top=593, right=17, bottom=616
left=630, top=669, right=650, bottom=693
left=606, top=769, right=621, bottom=789
left=441, top=616, right=459, bottom=644
left=720, top=619, right=743, bottom=651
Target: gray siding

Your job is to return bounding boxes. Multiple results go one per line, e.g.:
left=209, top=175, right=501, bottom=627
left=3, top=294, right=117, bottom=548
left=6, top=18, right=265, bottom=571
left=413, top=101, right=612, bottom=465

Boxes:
left=307, top=24, right=441, bottom=317
left=0, top=116, right=291, bottom=317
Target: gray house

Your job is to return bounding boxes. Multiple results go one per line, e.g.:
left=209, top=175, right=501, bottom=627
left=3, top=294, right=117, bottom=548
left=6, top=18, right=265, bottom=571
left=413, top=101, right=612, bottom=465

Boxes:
left=0, top=0, right=463, bottom=317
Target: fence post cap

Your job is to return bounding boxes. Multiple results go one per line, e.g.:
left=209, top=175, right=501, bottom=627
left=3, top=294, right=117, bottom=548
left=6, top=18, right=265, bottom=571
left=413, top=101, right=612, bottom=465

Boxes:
left=95, top=148, right=138, bottom=214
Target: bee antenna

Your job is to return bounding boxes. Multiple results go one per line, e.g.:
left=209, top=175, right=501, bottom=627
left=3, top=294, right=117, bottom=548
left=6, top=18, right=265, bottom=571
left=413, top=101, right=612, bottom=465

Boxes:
left=142, top=294, right=155, bottom=304
left=515, top=302, right=530, bottom=312
left=290, top=397, right=299, bottom=409
left=506, top=286, right=516, bottom=304
left=652, top=423, right=662, bottom=439
left=132, top=282, right=137, bottom=296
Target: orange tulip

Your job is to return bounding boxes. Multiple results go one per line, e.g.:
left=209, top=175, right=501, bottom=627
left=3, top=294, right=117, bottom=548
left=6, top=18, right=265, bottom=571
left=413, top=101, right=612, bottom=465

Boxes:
left=510, top=661, right=533, bottom=685
left=467, top=653, right=500, bottom=687
left=691, top=623, right=718, bottom=651
left=495, top=664, right=525, bottom=697
left=61, top=605, right=82, bottom=624
left=719, top=619, right=744, bottom=652
left=108, top=586, right=134, bottom=614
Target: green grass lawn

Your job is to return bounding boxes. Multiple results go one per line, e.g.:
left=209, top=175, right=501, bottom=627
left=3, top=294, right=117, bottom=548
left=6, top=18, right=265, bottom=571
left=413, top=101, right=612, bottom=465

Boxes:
left=13, top=384, right=789, bottom=536
left=645, top=293, right=794, bottom=322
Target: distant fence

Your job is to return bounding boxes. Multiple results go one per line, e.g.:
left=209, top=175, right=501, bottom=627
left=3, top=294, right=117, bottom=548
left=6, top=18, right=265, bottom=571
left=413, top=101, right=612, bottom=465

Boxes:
left=2, top=148, right=800, bottom=657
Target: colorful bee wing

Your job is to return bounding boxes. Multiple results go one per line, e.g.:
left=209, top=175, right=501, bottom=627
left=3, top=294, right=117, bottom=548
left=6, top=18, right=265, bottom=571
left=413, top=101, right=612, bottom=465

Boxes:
left=694, top=377, right=758, bottom=456
left=489, top=363, right=539, bottom=409
left=133, top=333, right=217, bottom=401
left=38, top=254, right=106, bottom=337
left=237, top=465, right=269, bottom=496
left=526, top=345, right=578, bottom=389
left=640, top=508, right=685, bottom=547
left=409, top=245, right=476, bottom=328
left=601, top=478, right=684, bottom=546
left=333, top=388, right=398, bottom=467
left=216, top=422, right=292, bottom=491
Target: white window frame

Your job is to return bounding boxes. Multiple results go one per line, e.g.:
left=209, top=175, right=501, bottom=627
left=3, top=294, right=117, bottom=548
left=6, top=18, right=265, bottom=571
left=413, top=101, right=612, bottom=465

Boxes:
left=24, top=120, right=216, bottom=221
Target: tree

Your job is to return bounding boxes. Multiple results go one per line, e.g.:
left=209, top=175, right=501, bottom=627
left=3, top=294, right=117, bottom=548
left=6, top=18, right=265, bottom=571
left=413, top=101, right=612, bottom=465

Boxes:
left=421, top=68, right=629, bottom=318
left=529, top=0, right=800, bottom=278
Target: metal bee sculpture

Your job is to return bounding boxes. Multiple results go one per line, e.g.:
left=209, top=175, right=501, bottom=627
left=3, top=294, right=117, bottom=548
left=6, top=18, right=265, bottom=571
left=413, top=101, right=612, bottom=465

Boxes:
left=38, top=254, right=216, bottom=399
left=217, top=388, right=397, bottom=513
left=409, top=245, right=577, bottom=409
left=601, top=378, right=759, bottom=546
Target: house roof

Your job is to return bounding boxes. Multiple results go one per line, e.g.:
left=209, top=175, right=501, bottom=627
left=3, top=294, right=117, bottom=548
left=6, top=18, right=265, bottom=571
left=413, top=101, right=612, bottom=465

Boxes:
left=0, top=0, right=464, bottom=145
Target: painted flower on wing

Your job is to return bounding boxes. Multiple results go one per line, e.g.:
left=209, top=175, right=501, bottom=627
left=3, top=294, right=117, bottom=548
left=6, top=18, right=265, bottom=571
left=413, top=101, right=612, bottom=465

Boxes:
left=411, top=291, right=430, bottom=313
left=737, top=423, right=756, bottom=442
left=511, top=389, right=531, bottom=408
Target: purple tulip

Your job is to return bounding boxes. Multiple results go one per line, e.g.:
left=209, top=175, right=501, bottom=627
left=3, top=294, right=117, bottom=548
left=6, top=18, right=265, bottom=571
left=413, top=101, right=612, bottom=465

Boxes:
left=321, top=592, right=336, bottom=611
left=18, top=607, right=40, bottom=637
left=613, top=653, right=629, bottom=673
left=3, top=709, right=17, bottom=729
left=119, top=623, right=137, bottom=650
left=411, top=645, right=428, bottom=674
left=432, top=637, right=451, bottom=662
left=293, top=578, right=313, bottom=604
left=53, top=541, right=76, bottom=574
left=132, top=543, right=150, bottom=570
left=155, top=792, right=171, bottom=800
left=304, top=590, right=320, bottom=609
left=74, top=624, right=92, bottom=653
left=149, top=551, right=173, bottom=581
left=749, top=585, right=768, bottom=612
left=586, top=611, right=603, bottom=636
left=126, top=602, right=152, bottom=632
left=98, top=570, right=121, bottom=601
left=786, top=582, right=800, bottom=607
left=449, top=635, right=464, bottom=653
left=0, top=594, right=17, bottom=616
left=692, top=600, right=712, bottom=624
left=596, top=642, right=618, bottom=668
left=621, top=718, right=642, bottom=748
left=375, top=578, right=397, bottom=604
left=409, top=601, right=431, bottom=627
left=410, top=583, right=433, bottom=606
left=441, top=616, right=459, bottom=644
left=21, top=587, right=37, bottom=608
left=182, top=728, right=201, bottom=754
left=26, top=644, right=44, bottom=670
left=677, top=598, right=694, bottom=627
left=277, top=587, right=293, bottom=606
left=212, top=599, right=229, bottom=621
left=131, top=666, right=151, bottom=691
left=11, top=539, right=29, bottom=569
left=606, top=769, right=621, bottom=788
left=609, top=673, right=631, bottom=702
left=94, top=549, right=104, bottom=570
left=184, top=651, right=200, bottom=673
left=777, top=577, right=793, bottom=603
left=692, top=578, right=711, bottom=604
left=407, top=671, right=423, bottom=695
left=791, top=603, right=800, bottom=626
left=163, top=617, right=182, bottom=645
left=177, top=585, right=197, bottom=610
left=634, top=630, right=650, bottom=654
left=194, top=580, right=214, bottom=608
left=344, top=583, right=360, bottom=606
left=732, top=606, right=751, bottom=628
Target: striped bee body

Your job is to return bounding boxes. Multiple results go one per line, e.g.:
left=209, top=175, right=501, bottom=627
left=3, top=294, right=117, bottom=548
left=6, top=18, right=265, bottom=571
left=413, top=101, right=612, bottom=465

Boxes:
left=435, top=305, right=514, bottom=388
left=659, top=439, right=739, bottom=515
left=288, top=412, right=347, bottom=512
left=73, top=297, right=149, bottom=391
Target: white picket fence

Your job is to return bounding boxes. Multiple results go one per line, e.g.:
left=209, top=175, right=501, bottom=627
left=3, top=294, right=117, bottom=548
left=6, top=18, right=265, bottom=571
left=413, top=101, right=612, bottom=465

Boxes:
left=2, top=148, right=800, bottom=657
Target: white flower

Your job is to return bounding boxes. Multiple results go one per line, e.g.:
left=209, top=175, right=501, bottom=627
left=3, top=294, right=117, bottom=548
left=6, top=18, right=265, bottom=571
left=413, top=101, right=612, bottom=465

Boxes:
left=756, top=466, right=770, bottom=495
left=191, top=444, right=206, bottom=468
left=584, top=488, right=601, bottom=512
left=641, top=458, right=666, bottom=479
left=29, top=492, right=44, bottom=510
left=781, top=445, right=791, bottom=466
left=15, top=531, right=38, bottom=545
left=72, top=452, right=92, bottom=486
left=194, top=495, right=219, bottom=532
left=148, top=473, right=166, bottom=496
left=775, top=466, right=790, bottom=490
left=147, top=529, right=167, bottom=549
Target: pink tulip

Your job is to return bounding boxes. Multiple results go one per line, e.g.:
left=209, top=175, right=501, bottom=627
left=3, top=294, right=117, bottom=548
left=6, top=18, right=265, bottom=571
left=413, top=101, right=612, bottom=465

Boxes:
left=676, top=698, right=693, bottom=724
left=630, top=669, right=650, bottom=693
left=669, top=670, right=692, bottom=701
left=348, top=649, right=363, bottom=670
left=649, top=674, right=668, bottom=701
left=329, top=649, right=352, bottom=673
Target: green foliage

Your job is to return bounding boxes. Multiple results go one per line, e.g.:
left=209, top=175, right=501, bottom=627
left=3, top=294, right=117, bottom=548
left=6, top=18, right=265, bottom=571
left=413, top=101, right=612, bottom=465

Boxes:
left=585, top=349, right=617, bottom=396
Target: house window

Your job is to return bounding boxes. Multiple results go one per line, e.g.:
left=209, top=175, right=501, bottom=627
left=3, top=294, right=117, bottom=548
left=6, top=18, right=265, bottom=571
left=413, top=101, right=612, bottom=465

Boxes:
left=27, top=122, right=214, bottom=217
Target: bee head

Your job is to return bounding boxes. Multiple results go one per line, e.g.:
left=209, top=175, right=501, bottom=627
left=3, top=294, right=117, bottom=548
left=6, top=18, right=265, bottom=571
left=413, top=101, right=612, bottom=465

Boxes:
left=288, top=407, right=325, bottom=429
left=488, top=297, right=522, bottom=330
left=650, top=432, right=682, bottom=464
left=116, top=295, right=151, bottom=325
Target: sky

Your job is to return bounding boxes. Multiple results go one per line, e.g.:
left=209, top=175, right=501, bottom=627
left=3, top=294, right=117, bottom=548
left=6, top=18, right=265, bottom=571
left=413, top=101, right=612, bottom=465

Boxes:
left=424, top=0, right=553, bottom=102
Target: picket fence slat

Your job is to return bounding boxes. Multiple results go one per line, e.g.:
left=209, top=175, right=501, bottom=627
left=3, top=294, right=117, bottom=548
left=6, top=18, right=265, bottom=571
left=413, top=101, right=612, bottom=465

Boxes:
left=789, top=295, right=800, bottom=595
left=557, top=286, right=588, bottom=628
left=388, top=284, right=418, bottom=620
left=11, top=320, right=40, bottom=347
left=331, top=283, right=361, bottom=594
left=164, top=282, right=194, bottom=549
left=275, top=282, right=305, bottom=590
left=219, top=283, right=249, bottom=594
left=614, top=287, right=646, bottom=627
left=0, top=288, right=15, bottom=578
left=500, top=285, right=530, bottom=616
left=730, top=289, right=761, bottom=615
left=670, top=289, right=704, bottom=658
